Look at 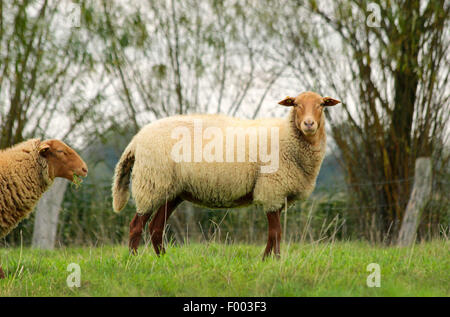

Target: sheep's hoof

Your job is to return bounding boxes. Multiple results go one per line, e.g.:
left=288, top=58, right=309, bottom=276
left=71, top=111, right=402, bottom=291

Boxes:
left=155, top=248, right=166, bottom=257
left=262, top=253, right=280, bottom=261
left=0, top=267, right=5, bottom=279
left=129, top=248, right=139, bottom=256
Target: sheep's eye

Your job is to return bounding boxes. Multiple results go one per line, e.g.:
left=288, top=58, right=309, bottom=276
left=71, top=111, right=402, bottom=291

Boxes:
left=56, top=150, right=66, bottom=155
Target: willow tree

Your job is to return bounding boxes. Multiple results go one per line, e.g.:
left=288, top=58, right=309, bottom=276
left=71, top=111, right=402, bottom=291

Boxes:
left=256, top=0, right=449, bottom=240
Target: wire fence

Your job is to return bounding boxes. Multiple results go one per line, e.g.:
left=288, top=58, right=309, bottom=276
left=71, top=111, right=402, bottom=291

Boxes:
left=315, top=177, right=449, bottom=190
left=73, top=175, right=448, bottom=244
left=2, top=174, right=448, bottom=247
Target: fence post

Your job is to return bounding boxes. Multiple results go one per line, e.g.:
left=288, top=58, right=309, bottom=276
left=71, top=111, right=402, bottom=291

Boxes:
left=32, top=178, right=68, bottom=249
left=397, top=157, right=432, bottom=246
left=283, top=197, right=288, bottom=244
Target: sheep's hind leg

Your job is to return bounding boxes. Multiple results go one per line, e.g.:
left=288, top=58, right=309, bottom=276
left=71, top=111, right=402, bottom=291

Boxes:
left=129, top=213, right=152, bottom=255
left=149, top=197, right=183, bottom=256
left=263, top=209, right=282, bottom=260
left=0, top=266, right=5, bottom=279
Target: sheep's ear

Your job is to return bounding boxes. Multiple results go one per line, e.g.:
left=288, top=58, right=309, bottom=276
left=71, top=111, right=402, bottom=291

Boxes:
left=39, top=144, right=51, bottom=157
left=278, top=96, right=296, bottom=107
left=321, top=97, right=341, bottom=107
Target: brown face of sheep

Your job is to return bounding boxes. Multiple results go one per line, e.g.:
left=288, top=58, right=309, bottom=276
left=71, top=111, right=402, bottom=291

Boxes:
left=279, top=92, right=340, bottom=136
left=38, top=139, right=88, bottom=182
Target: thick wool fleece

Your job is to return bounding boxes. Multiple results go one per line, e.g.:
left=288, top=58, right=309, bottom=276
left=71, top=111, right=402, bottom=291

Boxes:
left=112, top=108, right=326, bottom=215
left=0, top=139, right=52, bottom=238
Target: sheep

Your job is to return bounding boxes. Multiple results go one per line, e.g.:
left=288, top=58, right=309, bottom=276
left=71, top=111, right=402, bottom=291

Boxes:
left=112, top=91, right=340, bottom=259
left=0, top=139, right=88, bottom=278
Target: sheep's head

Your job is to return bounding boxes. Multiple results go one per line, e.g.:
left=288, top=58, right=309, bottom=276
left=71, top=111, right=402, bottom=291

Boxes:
left=279, top=91, right=340, bottom=137
left=38, top=139, right=88, bottom=182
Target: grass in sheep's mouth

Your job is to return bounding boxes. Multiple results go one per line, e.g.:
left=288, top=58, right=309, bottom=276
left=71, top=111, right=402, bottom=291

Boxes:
left=71, top=174, right=83, bottom=189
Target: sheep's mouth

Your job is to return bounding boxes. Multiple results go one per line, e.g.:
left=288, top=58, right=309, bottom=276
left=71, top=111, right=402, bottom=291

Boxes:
left=71, top=170, right=87, bottom=183
left=302, top=128, right=317, bottom=136
left=74, top=168, right=88, bottom=178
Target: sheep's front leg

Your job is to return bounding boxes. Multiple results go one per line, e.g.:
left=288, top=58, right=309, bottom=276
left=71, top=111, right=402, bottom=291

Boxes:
left=263, top=209, right=282, bottom=260
left=0, top=266, right=5, bottom=279
left=148, top=197, right=182, bottom=256
left=129, top=213, right=151, bottom=254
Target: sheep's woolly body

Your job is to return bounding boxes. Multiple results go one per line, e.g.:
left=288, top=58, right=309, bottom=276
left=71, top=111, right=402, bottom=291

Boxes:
left=0, top=139, right=52, bottom=238
left=112, top=108, right=326, bottom=215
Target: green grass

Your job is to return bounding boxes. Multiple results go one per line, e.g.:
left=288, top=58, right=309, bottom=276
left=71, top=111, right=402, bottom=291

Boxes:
left=0, top=241, right=448, bottom=296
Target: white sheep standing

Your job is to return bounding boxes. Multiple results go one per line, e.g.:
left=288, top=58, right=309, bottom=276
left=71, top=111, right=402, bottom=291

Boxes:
left=0, top=139, right=88, bottom=278
left=112, top=91, right=340, bottom=259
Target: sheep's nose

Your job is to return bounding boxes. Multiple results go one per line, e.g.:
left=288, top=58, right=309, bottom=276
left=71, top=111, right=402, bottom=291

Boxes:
left=304, top=120, right=315, bottom=128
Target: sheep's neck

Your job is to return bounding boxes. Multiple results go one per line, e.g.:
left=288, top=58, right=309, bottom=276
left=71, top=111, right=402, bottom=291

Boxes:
left=284, top=111, right=326, bottom=191
left=301, top=130, right=325, bottom=149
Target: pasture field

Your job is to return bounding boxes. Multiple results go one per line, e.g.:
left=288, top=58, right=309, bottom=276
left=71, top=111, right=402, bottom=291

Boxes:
left=0, top=241, right=448, bottom=297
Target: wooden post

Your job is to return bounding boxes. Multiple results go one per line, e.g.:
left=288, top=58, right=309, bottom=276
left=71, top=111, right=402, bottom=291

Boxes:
left=32, top=178, right=68, bottom=249
left=397, top=157, right=432, bottom=246
left=283, top=197, right=288, bottom=244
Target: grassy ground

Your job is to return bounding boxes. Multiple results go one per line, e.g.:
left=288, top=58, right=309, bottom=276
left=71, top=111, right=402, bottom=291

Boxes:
left=0, top=240, right=448, bottom=296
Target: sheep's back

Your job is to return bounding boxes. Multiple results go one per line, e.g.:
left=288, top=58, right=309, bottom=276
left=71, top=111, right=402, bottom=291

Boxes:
left=131, top=114, right=284, bottom=208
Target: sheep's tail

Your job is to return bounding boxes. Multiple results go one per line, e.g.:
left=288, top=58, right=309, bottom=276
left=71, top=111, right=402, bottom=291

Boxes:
left=112, top=140, right=136, bottom=213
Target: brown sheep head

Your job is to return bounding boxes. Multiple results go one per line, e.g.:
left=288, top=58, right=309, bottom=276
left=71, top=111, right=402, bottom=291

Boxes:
left=278, top=91, right=340, bottom=137
left=38, top=139, right=88, bottom=182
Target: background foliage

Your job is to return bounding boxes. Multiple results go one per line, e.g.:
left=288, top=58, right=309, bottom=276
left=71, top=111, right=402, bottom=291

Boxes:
left=1, top=0, right=448, bottom=247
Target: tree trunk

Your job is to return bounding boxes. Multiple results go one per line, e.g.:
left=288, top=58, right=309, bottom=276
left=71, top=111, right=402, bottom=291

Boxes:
left=397, top=157, right=432, bottom=246
left=32, top=178, right=68, bottom=249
